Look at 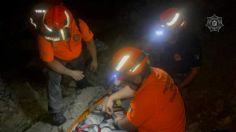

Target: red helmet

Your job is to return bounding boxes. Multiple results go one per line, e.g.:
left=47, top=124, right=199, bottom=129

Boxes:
left=44, top=5, right=70, bottom=29
left=42, top=5, right=71, bottom=41
left=112, top=47, right=149, bottom=76
left=160, top=8, right=185, bottom=28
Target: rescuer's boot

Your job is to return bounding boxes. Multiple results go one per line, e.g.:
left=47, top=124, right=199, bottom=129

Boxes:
left=51, top=112, right=66, bottom=126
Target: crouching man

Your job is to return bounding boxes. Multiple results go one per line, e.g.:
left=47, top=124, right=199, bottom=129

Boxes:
left=104, top=47, right=186, bottom=132
left=37, top=5, right=97, bottom=126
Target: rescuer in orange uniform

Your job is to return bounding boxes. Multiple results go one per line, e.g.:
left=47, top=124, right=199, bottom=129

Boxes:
left=37, top=5, right=98, bottom=126
left=104, top=47, right=186, bottom=132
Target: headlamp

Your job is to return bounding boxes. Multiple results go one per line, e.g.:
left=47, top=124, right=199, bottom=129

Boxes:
left=149, top=24, right=169, bottom=43
left=155, top=30, right=164, bottom=36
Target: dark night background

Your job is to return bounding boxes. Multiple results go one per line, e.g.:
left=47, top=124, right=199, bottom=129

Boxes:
left=0, top=0, right=235, bottom=131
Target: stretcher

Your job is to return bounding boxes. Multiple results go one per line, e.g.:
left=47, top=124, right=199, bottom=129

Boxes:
left=67, top=95, right=127, bottom=132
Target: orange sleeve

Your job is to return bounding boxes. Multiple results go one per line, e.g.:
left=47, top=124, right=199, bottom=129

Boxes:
left=38, top=35, right=54, bottom=62
left=126, top=93, right=154, bottom=127
left=78, top=19, right=94, bottom=42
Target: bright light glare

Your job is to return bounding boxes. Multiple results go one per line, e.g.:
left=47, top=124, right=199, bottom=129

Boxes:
left=115, top=55, right=130, bottom=71
left=64, top=11, right=70, bottom=27
left=44, top=24, right=53, bottom=32
left=167, top=13, right=180, bottom=26
left=44, top=36, right=60, bottom=41
left=180, top=21, right=185, bottom=27
left=35, top=9, right=46, bottom=14
left=60, top=29, right=65, bottom=40
left=130, top=64, right=141, bottom=73
left=30, top=17, right=37, bottom=29
left=112, top=74, right=117, bottom=78
left=155, top=30, right=163, bottom=36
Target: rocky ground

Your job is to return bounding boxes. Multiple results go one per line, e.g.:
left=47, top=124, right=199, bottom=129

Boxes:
left=25, top=86, right=107, bottom=132
left=0, top=72, right=108, bottom=132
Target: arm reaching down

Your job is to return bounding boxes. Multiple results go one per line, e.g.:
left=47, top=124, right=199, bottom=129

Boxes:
left=86, top=39, right=98, bottom=72
left=180, top=67, right=199, bottom=89
left=105, top=85, right=135, bottom=115
left=46, top=59, right=85, bottom=81
left=78, top=19, right=98, bottom=72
